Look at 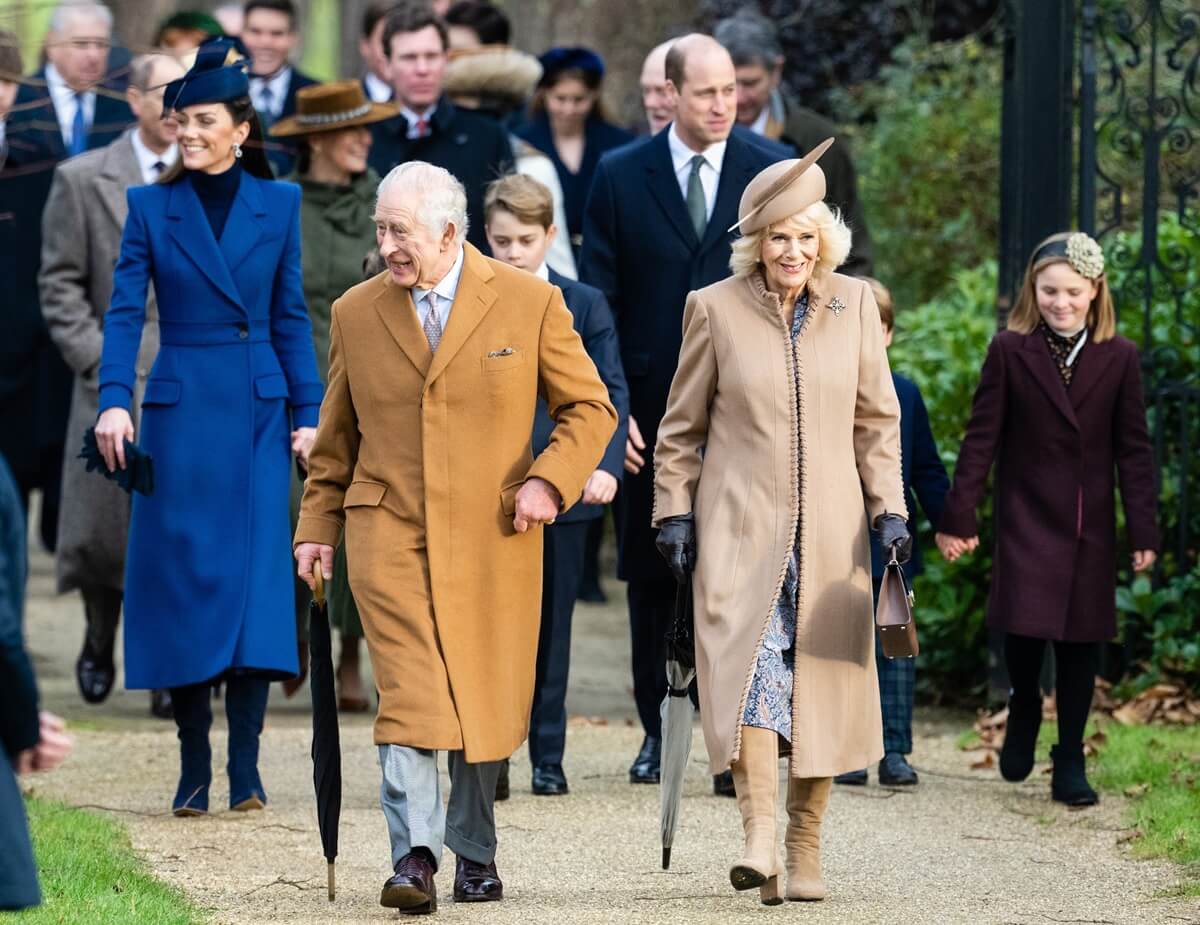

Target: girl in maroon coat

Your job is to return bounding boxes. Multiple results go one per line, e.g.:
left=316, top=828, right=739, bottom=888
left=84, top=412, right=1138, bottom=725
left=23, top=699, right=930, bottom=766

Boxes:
left=937, top=231, right=1158, bottom=806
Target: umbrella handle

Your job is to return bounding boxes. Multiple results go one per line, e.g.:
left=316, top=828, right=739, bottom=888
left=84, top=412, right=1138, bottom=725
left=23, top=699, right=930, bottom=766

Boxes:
left=312, top=560, right=325, bottom=606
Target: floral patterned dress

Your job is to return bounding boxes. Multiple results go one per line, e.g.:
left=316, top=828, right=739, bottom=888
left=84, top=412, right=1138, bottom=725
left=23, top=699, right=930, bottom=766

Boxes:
left=741, top=291, right=809, bottom=741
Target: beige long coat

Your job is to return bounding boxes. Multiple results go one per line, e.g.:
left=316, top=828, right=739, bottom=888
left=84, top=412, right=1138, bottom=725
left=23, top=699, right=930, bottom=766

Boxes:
left=39, top=131, right=160, bottom=593
left=654, top=269, right=906, bottom=777
left=296, top=244, right=615, bottom=761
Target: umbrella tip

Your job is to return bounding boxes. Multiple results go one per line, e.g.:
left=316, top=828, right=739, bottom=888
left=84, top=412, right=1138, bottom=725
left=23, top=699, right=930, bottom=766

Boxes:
left=328, top=860, right=336, bottom=901
left=662, top=847, right=671, bottom=870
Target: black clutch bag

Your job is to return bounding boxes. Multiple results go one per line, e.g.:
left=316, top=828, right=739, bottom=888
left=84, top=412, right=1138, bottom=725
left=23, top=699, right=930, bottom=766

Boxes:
left=79, top=427, right=155, bottom=496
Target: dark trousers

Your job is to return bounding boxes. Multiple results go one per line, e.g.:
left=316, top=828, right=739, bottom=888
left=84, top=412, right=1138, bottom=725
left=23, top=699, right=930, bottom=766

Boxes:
left=529, top=521, right=588, bottom=767
left=170, top=676, right=269, bottom=800
left=628, top=576, right=676, bottom=739
left=1004, top=633, right=1098, bottom=750
left=81, top=584, right=122, bottom=657
left=873, top=577, right=915, bottom=755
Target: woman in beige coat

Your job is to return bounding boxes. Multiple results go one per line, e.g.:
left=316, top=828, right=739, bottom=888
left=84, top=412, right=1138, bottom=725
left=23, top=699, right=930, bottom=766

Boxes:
left=653, top=141, right=910, bottom=905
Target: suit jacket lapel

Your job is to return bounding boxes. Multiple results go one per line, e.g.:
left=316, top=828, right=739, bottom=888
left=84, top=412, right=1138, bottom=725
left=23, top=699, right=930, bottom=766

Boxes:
left=373, top=281, right=431, bottom=377
left=166, top=180, right=243, bottom=308
left=90, top=93, right=130, bottom=148
left=94, top=132, right=140, bottom=227
left=699, top=135, right=755, bottom=255
left=426, top=244, right=497, bottom=386
left=1017, top=332, right=1079, bottom=429
left=644, top=130, right=699, bottom=249
left=1068, top=337, right=1111, bottom=412
left=220, top=172, right=266, bottom=282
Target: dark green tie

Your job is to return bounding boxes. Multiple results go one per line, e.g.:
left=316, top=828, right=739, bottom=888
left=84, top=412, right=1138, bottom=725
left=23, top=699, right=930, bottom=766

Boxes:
left=686, top=154, right=707, bottom=239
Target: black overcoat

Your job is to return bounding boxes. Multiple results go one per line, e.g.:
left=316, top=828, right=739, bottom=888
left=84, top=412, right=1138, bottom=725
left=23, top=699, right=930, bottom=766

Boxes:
left=579, top=127, right=782, bottom=582
left=939, top=330, right=1159, bottom=642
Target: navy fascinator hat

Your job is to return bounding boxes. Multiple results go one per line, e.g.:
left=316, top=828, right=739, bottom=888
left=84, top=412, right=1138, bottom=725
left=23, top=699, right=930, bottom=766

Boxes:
left=163, top=37, right=251, bottom=113
left=537, top=46, right=605, bottom=86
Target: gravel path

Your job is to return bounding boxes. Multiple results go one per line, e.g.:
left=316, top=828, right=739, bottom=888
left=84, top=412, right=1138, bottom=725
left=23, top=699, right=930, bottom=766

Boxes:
left=21, top=544, right=1200, bottom=925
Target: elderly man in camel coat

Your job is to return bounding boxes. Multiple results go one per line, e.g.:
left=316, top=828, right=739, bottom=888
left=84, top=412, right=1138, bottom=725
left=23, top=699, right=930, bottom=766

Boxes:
left=295, top=161, right=615, bottom=915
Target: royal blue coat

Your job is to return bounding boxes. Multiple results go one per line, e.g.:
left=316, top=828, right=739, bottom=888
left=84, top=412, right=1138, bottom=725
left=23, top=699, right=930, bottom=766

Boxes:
left=98, top=171, right=323, bottom=689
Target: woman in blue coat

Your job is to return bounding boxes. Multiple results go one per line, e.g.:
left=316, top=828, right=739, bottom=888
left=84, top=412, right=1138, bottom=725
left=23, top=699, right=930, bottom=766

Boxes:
left=94, top=41, right=323, bottom=816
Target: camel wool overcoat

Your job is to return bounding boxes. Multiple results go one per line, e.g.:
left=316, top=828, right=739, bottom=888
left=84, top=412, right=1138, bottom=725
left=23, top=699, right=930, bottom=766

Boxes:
left=295, top=244, right=615, bottom=761
left=654, top=270, right=907, bottom=778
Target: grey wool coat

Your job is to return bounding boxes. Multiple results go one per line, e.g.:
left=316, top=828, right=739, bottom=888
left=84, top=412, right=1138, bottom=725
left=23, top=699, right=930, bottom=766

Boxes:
left=39, top=131, right=160, bottom=592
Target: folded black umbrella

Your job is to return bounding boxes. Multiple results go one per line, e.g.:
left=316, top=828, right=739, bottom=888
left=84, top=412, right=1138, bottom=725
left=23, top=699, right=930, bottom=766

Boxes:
left=79, top=427, right=154, bottom=496
left=308, top=562, right=341, bottom=901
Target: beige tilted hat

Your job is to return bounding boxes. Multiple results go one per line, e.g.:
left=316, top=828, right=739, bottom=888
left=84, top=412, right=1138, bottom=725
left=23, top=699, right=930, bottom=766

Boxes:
left=728, top=137, right=836, bottom=234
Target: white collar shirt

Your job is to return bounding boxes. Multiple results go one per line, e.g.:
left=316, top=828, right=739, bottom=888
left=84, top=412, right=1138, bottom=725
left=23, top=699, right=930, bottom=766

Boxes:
left=364, top=72, right=393, bottom=103
left=129, top=129, right=178, bottom=186
left=749, top=105, right=770, bottom=136
left=412, top=246, right=465, bottom=330
left=534, top=262, right=550, bottom=281
left=45, top=62, right=96, bottom=149
left=667, top=122, right=726, bottom=220
left=249, top=66, right=292, bottom=120
left=399, top=104, right=437, bottom=139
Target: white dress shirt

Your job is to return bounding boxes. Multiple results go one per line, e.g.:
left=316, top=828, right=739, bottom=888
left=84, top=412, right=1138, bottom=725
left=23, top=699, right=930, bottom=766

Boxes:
left=129, top=129, right=178, bottom=185
left=45, top=62, right=96, bottom=149
left=399, top=104, right=437, bottom=139
left=534, top=262, right=550, bottom=281
left=749, top=105, right=770, bottom=136
left=667, top=121, right=726, bottom=221
left=249, top=66, right=292, bottom=121
left=412, top=246, right=465, bottom=331
left=363, top=72, right=393, bottom=103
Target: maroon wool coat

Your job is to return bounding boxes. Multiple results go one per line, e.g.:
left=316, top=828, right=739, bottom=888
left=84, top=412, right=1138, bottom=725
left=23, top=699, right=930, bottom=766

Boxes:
left=940, top=329, right=1159, bottom=642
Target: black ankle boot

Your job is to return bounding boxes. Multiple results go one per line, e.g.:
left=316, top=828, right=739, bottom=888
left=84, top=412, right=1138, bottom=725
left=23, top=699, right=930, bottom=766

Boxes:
left=999, top=693, right=1042, bottom=782
left=1050, top=744, right=1098, bottom=806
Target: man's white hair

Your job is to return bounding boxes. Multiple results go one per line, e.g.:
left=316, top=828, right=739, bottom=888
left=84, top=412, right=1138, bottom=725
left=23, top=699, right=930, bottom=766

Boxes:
left=49, top=0, right=113, bottom=35
left=377, top=161, right=469, bottom=245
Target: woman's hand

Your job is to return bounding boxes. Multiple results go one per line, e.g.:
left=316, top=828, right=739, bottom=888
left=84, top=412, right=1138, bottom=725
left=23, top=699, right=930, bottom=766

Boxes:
left=1132, top=549, right=1156, bottom=573
left=582, top=469, right=618, bottom=505
left=625, top=415, right=646, bottom=474
left=935, top=532, right=979, bottom=562
left=655, top=514, right=696, bottom=583
left=94, top=407, right=134, bottom=472
left=291, top=427, right=317, bottom=468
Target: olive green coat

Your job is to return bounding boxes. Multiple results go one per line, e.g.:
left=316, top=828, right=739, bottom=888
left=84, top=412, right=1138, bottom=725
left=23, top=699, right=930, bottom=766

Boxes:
left=292, top=169, right=380, bottom=637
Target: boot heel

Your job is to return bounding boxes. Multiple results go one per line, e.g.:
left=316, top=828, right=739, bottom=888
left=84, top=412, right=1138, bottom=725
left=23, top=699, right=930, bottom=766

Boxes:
left=760, top=873, right=783, bottom=906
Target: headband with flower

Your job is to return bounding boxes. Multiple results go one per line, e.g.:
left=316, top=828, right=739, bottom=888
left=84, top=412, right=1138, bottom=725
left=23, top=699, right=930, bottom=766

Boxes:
left=1034, top=232, right=1105, bottom=279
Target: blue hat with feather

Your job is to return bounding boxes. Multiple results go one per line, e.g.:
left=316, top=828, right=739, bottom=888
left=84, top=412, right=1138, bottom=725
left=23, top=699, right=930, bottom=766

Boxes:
left=163, top=36, right=250, bottom=113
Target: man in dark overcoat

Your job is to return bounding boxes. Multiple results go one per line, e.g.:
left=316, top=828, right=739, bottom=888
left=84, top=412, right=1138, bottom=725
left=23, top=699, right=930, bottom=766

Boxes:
left=1, top=1, right=133, bottom=549
left=713, top=9, right=874, bottom=276
left=579, top=33, right=783, bottom=789
left=39, top=52, right=183, bottom=715
left=366, top=3, right=512, bottom=253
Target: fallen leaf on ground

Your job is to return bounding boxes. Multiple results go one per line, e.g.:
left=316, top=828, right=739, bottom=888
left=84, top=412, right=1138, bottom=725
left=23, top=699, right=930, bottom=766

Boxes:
left=1123, top=783, right=1150, bottom=798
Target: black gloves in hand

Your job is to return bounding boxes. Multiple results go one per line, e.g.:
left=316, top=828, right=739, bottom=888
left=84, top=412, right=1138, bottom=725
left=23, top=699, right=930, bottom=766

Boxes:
left=655, top=514, right=696, bottom=583
left=875, top=513, right=913, bottom=565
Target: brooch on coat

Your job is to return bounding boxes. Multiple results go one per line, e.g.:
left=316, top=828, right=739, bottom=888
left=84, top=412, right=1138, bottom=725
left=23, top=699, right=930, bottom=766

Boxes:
left=828, top=296, right=846, bottom=317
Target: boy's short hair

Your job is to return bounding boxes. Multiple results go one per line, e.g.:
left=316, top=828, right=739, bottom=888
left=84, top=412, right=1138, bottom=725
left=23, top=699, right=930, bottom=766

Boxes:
left=484, top=173, right=554, bottom=230
left=865, top=277, right=894, bottom=330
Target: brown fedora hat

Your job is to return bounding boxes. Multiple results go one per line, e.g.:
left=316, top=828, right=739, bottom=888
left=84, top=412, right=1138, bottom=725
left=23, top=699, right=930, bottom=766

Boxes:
left=270, top=80, right=398, bottom=137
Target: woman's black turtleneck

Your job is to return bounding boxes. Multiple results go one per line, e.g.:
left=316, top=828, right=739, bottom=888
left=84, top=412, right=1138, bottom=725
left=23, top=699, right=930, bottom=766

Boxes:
left=190, top=161, right=242, bottom=240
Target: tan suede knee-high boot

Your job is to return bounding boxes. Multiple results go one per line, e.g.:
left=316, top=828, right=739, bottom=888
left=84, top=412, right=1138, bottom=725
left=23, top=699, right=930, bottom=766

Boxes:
left=728, top=725, right=783, bottom=905
left=784, top=775, right=832, bottom=901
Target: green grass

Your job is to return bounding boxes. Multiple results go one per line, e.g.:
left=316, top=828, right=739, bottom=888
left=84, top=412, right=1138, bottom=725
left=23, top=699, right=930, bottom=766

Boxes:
left=14, top=797, right=206, bottom=924
left=1091, top=723, right=1200, bottom=894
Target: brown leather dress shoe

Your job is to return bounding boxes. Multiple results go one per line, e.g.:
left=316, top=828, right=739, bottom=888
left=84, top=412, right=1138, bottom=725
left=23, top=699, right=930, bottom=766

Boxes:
left=453, top=856, right=503, bottom=902
left=380, top=852, right=437, bottom=914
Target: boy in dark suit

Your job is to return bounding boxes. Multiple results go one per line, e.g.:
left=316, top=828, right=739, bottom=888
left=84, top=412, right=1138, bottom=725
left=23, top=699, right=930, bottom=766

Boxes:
left=836, top=279, right=949, bottom=788
left=484, top=174, right=629, bottom=797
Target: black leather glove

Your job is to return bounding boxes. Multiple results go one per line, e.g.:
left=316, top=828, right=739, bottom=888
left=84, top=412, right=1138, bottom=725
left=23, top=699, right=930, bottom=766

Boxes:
left=875, top=513, right=913, bottom=565
left=655, top=514, right=696, bottom=584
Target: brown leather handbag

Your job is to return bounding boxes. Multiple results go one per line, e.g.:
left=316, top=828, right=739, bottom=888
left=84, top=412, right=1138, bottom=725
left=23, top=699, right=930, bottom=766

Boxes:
left=876, top=551, right=919, bottom=659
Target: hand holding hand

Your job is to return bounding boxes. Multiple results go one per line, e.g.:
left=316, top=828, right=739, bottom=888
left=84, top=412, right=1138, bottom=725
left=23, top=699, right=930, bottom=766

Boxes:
left=513, top=477, right=562, bottom=533
left=624, top=415, right=646, bottom=475
left=875, top=513, right=913, bottom=565
left=15, top=712, right=73, bottom=774
left=1132, top=549, right=1156, bottom=573
left=291, top=427, right=317, bottom=469
left=581, top=469, right=618, bottom=505
left=935, top=532, right=978, bottom=562
left=94, top=408, right=134, bottom=472
left=295, top=542, right=334, bottom=589
left=655, top=514, right=696, bottom=583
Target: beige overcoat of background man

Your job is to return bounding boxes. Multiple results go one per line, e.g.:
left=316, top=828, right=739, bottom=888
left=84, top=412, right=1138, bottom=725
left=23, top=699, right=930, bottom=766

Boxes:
left=654, top=271, right=906, bottom=779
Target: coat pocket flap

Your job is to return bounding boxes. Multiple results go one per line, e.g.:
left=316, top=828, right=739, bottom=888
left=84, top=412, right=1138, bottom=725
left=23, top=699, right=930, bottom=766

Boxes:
left=142, top=378, right=182, bottom=406
left=254, top=373, right=290, bottom=400
left=344, top=480, right=387, bottom=508
left=499, top=480, right=524, bottom=517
